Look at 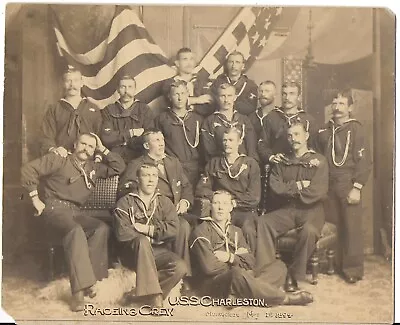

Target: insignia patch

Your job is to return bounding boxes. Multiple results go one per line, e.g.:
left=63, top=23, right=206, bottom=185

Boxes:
left=202, top=176, right=208, bottom=183
left=358, top=148, right=365, bottom=157
left=104, top=128, right=111, bottom=132
left=309, top=159, right=320, bottom=167
left=318, top=129, right=327, bottom=133
left=213, top=122, right=222, bottom=128
left=249, top=93, right=256, bottom=99
left=176, top=181, right=181, bottom=187
left=89, top=108, right=96, bottom=112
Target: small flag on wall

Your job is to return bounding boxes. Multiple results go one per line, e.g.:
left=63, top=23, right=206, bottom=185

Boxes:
left=196, top=7, right=284, bottom=80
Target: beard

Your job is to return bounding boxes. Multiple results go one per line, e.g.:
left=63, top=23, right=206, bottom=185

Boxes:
left=259, top=98, right=273, bottom=106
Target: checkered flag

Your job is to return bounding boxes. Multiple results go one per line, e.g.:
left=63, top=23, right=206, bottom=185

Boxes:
left=196, top=7, right=284, bottom=80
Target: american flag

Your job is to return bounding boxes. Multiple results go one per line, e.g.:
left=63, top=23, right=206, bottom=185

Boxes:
left=52, top=6, right=284, bottom=109
left=196, top=7, right=284, bottom=80
left=52, top=5, right=176, bottom=109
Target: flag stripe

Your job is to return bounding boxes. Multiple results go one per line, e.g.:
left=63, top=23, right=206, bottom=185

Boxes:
left=80, top=63, right=175, bottom=101
left=59, top=42, right=169, bottom=86
left=53, top=7, right=149, bottom=64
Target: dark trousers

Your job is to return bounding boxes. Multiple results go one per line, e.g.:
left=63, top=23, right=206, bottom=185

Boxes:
left=255, top=203, right=325, bottom=280
left=181, top=160, right=201, bottom=190
left=231, top=208, right=258, bottom=253
left=42, top=199, right=110, bottom=294
left=119, top=236, right=187, bottom=298
left=326, top=177, right=364, bottom=278
left=199, top=260, right=286, bottom=306
left=172, top=217, right=192, bottom=276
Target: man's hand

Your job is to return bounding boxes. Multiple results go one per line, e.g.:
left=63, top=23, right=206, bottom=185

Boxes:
left=133, top=223, right=150, bottom=235
left=214, top=250, right=230, bottom=263
left=32, top=196, right=45, bottom=216
left=347, top=188, right=361, bottom=205
left=50, top=146, right=69, bottom=158
left=269, top=153, right=285, bottom=164
left=296, top=180, right=311, bottom=191
left=129, top=128, right=144, bottom=137
left=89, top=133, right=106, bottom=153
left=176, top=199, right=190, bottom=215
left=188, top=94, right=213, bottom=105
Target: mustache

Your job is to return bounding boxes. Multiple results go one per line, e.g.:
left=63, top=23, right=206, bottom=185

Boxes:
left=77, top=150, right=91, bottom=155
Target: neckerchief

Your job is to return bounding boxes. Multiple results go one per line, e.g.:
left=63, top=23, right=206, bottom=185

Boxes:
left=60, top=97, right=86, bottom=136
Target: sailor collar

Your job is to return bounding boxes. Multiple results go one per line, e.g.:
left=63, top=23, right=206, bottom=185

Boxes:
left=222, top=154, right=248, bottom=178
left=224, top=74, right=247, bottom=97
left=173, top=74, right=198, bottom=83
left=60, top=97, right=88, bottom=109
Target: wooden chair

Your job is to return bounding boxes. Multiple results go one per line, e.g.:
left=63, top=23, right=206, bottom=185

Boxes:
left=44, top=175, right=119, bottom=281
left=276, top=222, right=337, bottom=285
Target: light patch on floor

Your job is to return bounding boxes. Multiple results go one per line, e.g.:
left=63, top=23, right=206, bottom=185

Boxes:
left=2, top=255, right=394, bottom=324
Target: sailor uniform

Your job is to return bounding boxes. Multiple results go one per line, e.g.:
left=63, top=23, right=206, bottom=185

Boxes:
left=189, top=219, right=286, bottom=305
left=100, top=100, right=155, bottom=163
left=316, top=119, right=372, bottom=279
left=248, top=106, right=278, bottom=140
left=201, top=111, right=258, bottom=163
left=255, top=150, right=329, bottom=280
left=211, top=74, right=258, bottom=116
left=113, top=192, right=187, bottom=298
left=155, top=108, right=204, bottom=186
left=21, top=151, right=126, bottom=294
left=118, top=153, right=195, bottom=274
left=257, top=108, right=318, bottom=164
left=40, top=98, right=102, bottom=156
left=162, top=74, right=214, bottom=116
left=195, top=155, right=261, bottom=251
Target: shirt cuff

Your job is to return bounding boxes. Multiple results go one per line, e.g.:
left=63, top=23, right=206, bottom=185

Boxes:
left=181, top=199, right=191, bottom=210
left=29, top=190, right=39, bottom=198
left=228, top=252, right=235, bottom=264
left=148, top=225, right=155, bottom=237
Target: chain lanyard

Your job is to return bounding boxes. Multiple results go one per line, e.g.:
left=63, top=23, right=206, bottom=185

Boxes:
left=331, top=126, right=351, bottom=167
left=173, top=111, right=200, bottom=148
left=137, top=196, right=158, bottom=226
left=223, top=156, right=248, bottom=178
left=77, top=164, right=92, bottom=189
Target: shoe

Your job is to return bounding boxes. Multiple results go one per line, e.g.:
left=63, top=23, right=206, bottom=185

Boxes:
left=342, top=274, right=358, bottom=284
left=284, top=273, right=299, bottom=292
left=149, top=293, right=163, bottom=308
left=180, top=278, right=192, bottom=296
left=70, top=290, right=85, bottom=312
left=284, top=290, right=314, bottom=305
left=84, top=286, right=96, bottom=298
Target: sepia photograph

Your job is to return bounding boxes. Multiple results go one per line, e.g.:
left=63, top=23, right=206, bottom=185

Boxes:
left=2, top=2, right=395, bottom=324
